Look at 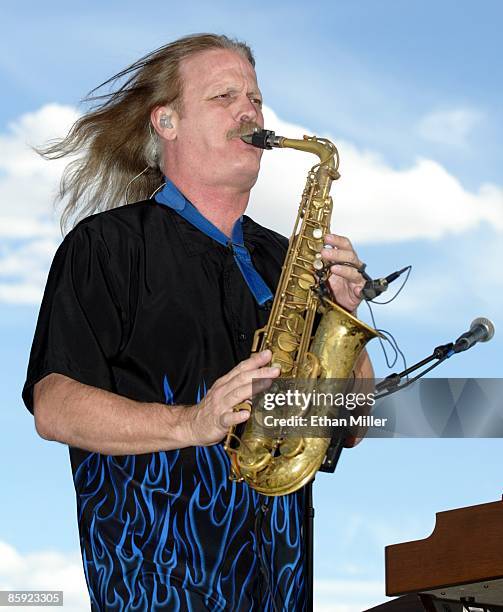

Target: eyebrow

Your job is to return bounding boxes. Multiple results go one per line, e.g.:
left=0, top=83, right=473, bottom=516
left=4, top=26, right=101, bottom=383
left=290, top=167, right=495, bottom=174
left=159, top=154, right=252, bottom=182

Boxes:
left=206, top=83, right=262, bottom=97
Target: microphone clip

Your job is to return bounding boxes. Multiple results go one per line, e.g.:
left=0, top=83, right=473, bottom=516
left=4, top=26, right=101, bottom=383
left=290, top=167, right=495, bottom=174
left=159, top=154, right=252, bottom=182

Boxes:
left=359, top=265, right=410, bottom=301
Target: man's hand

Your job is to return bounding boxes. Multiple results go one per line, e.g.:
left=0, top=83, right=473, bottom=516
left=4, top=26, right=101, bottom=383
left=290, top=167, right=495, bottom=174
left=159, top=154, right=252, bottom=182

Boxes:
left=321, top=234, right=365, bottom=313
left=185, top=350, right=280, bottom=446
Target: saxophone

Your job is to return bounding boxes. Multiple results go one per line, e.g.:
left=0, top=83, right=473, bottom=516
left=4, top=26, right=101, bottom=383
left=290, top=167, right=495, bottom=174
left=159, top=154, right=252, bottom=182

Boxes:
left=224, top=129, right=378, bottom=496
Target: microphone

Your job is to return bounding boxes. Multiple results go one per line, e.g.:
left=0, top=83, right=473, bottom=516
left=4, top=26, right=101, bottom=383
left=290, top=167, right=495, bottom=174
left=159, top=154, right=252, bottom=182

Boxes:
left=453, top=317, right=495, bottom=353
left=360, top=266, right=409, bottom=300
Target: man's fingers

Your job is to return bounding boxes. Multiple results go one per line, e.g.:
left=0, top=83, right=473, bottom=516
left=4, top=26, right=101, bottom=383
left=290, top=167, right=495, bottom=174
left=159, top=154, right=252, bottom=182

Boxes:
left=324, top=234, right=353, bottom=250
left=322, top=234, right=364, bottom=270
left=217, top=349, right=273, bottom=386
left=200, top=351, right=280, bottom=442
left=328, top=264, right=364, bottom=283
left=219, top=408, right=250, bottom=429
left=222, top=367, right=280, bottom=403
left=321, top=247, right=361, bottom=267
left=251, top=376, right=275, bottom=396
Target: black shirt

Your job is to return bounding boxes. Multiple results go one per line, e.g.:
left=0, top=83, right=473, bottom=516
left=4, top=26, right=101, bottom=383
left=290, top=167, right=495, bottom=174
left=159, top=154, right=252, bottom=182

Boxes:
left=22, top=200, right=306, bottom=611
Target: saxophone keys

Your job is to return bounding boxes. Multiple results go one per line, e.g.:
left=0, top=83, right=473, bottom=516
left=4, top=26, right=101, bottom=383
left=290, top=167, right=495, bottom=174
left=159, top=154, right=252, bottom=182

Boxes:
left=270, top=349, right=294, bottom=374
left=307, top=238, right=323, bottom=252
left=312, top=228, right=323, bottom=239
left=298, top=272, right=315, bottom=290
left=285, top=312, right=304, bottom=334
left=277, top=331, right=297, bottom=353
left=313, top=259, right=324, bottom=271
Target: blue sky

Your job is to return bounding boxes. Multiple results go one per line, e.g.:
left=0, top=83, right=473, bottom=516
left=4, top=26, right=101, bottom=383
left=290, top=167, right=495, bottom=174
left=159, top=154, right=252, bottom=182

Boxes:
left=1, top=2, right=502, bottom=610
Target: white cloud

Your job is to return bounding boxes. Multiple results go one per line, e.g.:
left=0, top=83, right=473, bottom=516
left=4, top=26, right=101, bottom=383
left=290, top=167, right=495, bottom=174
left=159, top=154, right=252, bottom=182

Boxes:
left=250, top=107, right=503, bottom=242
left=0, top=541, right=89, bottom=611
left=0, top=103, right=502, bottom=305
left=417, top=107, right=484, bottom=148
left=0, top=104, right=78, bottom=305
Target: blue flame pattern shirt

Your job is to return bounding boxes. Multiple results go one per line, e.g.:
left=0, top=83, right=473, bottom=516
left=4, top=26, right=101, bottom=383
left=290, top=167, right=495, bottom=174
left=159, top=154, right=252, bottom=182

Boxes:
left=22, top=199, right=306, bottom=611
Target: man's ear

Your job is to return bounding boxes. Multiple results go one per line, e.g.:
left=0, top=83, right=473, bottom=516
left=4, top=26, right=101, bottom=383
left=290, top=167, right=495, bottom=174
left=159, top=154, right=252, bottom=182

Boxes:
left=151, top=106, right=179, bottom=141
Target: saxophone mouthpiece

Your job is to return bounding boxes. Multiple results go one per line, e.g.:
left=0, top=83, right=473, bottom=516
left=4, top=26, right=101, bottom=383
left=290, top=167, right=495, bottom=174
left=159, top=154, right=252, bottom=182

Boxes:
left=240, top=128, right=278, bottom=149
left=240, top=132, right=255, bottom=145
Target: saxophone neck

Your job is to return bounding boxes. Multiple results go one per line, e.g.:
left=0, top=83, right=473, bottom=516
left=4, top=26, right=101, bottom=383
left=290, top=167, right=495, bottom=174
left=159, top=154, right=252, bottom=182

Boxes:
left=241, top=129, right=340, bottom=180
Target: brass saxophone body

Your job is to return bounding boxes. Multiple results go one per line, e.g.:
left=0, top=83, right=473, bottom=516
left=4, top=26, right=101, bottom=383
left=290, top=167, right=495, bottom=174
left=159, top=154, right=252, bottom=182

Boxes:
left=224, top=130, right=378, bottom=496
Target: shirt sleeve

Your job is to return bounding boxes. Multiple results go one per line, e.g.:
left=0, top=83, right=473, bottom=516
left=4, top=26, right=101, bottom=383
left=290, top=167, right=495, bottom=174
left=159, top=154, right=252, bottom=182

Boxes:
left=22, top=223, right=125, bottom=414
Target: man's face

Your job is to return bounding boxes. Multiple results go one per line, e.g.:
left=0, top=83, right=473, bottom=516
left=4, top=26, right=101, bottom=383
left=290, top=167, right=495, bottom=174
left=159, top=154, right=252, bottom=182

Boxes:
left=168, top=48, right=264, bottom=191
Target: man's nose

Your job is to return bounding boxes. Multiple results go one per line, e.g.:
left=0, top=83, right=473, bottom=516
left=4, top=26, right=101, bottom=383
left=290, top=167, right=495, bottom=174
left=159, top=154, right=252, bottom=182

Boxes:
left=234, top=95, right=260, bottom=124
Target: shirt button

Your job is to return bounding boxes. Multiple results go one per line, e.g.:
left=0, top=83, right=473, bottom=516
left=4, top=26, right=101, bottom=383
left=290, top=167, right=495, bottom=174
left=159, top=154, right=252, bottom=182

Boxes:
left=238, top=332, right=248, bottom=342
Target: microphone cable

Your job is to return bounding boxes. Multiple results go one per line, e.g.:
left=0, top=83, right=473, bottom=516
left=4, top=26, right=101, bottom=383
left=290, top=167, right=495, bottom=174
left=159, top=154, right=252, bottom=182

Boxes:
left=318, top=258, right=411, bottom=389
left=366, top=266, right=411, bottom=305
left=364, top=300, right=407, bottom=373
left=357, top=264, right=412, bottom=304
left=358, top=263, right=410, bottom=380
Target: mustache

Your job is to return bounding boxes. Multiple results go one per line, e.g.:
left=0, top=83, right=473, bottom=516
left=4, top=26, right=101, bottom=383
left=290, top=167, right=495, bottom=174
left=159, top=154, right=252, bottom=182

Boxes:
left=227, top=122, right=261, bottom=140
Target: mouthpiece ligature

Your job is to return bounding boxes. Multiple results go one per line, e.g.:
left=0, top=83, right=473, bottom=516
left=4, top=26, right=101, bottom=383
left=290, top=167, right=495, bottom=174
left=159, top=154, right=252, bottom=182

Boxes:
left=241, top=128, right=280, bottom=149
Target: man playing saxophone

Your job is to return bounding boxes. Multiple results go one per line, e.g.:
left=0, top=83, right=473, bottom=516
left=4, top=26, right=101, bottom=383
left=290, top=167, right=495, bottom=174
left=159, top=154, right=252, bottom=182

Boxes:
left=22, top=33, right=373, bottom=611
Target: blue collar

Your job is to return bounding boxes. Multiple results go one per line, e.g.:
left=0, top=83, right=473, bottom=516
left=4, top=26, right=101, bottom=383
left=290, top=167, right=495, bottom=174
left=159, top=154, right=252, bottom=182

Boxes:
left=155, top=179, right=273, bottom=306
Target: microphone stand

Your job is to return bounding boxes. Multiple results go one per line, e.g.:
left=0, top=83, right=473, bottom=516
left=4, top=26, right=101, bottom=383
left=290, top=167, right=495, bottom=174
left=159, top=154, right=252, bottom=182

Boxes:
left=305, top=343, right=452, bottom=608
left=305, top=480, right=314, bottom=612
left=305, top=335, right=477, bottom=608
left=305, top=435, right=345, bottom=611
left=375, top=342, right=455, bottom=397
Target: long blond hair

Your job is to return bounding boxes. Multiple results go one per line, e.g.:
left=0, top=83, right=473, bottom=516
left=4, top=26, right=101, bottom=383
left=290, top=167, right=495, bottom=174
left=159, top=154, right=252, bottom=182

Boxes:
left=41, top=33, right=255, bottom=232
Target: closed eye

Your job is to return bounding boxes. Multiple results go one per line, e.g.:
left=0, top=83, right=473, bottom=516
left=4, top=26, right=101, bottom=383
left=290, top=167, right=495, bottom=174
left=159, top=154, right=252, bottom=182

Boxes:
left=211, top=92, right=262, bottom=107
left=212, top=92, right=235, bottom=100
